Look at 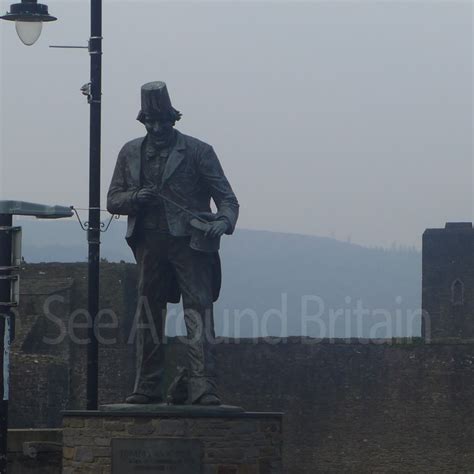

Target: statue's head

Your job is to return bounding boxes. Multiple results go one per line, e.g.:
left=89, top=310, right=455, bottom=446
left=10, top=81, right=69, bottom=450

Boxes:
left=137, top=81, right=182, bottom=141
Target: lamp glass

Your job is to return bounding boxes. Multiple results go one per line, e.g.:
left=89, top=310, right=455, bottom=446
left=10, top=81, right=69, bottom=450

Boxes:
left=15, top=20, right=43, bottom=46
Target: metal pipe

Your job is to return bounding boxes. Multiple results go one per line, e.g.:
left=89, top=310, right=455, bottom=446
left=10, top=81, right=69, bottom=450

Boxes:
left=86, top=0, right=102, bottom=411
left=0, top=214, right=12, bottom=474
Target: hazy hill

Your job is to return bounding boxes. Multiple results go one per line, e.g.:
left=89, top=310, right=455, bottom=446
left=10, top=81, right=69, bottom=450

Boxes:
left=18, top=219, right=421, bottom=338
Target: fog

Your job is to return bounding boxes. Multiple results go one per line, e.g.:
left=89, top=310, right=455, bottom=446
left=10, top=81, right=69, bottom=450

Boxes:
left=1, top=1, right=472, bottom=248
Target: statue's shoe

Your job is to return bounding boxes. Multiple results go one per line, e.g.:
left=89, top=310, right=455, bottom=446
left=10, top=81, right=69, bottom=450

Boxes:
left=194, top=394, right=221, bottom=406
left=125, top=393, right=162, bottom=404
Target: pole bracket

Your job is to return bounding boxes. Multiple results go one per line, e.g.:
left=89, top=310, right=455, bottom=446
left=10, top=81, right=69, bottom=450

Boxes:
left=50, top=45, right=88, bottom=49
left=72, top=207, right=119, bottom=233
left=88, top=36, right=103, bottom=55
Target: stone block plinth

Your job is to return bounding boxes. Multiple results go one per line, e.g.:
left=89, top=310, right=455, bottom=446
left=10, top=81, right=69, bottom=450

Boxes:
left=62, top=405, right=283, bottom=473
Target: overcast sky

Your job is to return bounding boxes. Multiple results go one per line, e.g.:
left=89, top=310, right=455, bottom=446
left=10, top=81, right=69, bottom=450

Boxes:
left=0, top=1, right=472, bottom=248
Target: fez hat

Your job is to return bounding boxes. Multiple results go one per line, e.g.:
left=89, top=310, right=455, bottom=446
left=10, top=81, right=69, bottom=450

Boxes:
left=137, top=81, right=182, bottom=122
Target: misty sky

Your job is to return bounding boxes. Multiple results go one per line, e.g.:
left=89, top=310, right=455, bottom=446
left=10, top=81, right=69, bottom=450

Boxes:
left=0, top=1, right=472, bottom=248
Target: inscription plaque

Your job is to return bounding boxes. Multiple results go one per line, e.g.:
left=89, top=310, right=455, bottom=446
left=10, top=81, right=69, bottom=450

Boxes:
left=112, top=438, right=202, bottom=473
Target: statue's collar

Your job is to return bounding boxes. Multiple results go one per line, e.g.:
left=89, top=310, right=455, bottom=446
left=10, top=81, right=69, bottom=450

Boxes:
left=143, top=130, right=186, bottom=160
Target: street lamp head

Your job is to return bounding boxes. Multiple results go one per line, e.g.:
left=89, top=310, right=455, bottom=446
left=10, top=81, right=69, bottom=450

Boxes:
left=0, top=0, right=57, bottom=46
left=0, top=0, right=57, bottom=22
left=14, top=21, right=43, bottom=45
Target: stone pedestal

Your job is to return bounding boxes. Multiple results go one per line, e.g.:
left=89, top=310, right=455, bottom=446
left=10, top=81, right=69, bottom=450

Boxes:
left=62, top=405, right=283, bottom=473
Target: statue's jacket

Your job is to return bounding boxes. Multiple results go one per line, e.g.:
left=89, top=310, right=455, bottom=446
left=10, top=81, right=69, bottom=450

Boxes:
left=106, top=130, right=239, bottom=303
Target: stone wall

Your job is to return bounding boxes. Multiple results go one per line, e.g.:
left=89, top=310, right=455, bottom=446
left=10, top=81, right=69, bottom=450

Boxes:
left=7, top=429, right=62, bottom=474
left=10, top=262, right=136, bottom=425
left=217, top=339, right=474, bottom=473
left=62, top=412, right=282, bottom=474
left=422, top=222, right=474, bottom=341
left=10, top=273, right=74, bottom=427
left=10, top=263, right=474, bottom=472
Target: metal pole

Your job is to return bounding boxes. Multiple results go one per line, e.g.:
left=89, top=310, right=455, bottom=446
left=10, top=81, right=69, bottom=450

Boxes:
left=86, top=0, right=102, bottom=411
left=0, top=214, right=12, bottom=473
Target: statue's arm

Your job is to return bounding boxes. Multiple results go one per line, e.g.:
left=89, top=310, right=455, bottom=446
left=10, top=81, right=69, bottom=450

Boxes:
left=106, top=147, right=139, bottom=216
left=199, top=146, right=239, bottom=235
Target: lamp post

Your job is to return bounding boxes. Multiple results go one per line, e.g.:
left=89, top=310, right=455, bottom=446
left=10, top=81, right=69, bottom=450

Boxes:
left=1, top=0, right=103, bottom=412
left=86, top=0, right=102, bottom=413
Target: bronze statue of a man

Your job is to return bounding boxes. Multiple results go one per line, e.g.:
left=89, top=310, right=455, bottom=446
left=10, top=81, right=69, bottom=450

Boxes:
left=107, top=82, right=239, bottom=406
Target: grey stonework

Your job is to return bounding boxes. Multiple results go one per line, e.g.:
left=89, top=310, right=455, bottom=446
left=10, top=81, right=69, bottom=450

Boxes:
left=7, top=429, right=62, bottom=474
left=422, top=222, right=474, bottom=341
left=10, top=247, right=474, bottom=472
left=62, top=412, right=282, bottom=473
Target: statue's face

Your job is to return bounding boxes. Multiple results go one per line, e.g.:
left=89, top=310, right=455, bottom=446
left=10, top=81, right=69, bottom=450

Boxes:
left=142, top=114, right=174, bottom=141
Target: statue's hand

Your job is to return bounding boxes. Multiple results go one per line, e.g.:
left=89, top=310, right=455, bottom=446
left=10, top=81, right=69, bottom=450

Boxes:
left=205, top=220, right=228, bottom=239
left=195, top=211, right=218, bottom=222
left=135, top=188, right=157, bottom=204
